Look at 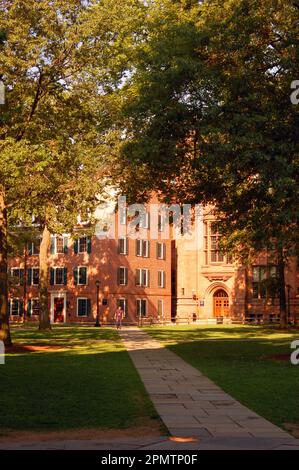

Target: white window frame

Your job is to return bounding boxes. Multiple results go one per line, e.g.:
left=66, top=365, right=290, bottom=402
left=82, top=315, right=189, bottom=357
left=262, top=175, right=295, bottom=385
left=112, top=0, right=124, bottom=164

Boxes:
left=136, top=268, right=149, bottom=287
left=29, top=298, right=40, bottom=316
left=29, top=241, right=40, bottom=256
left=136, top=239, right=149, bottom=257
left=119, top=266, right=128, bottom=286
left=157, top=242, right=166, bottom=260
left=75, top=266, right=88, bottom=286
left=10, top=298, right=22, bottom=316
left=158, top=270, right=165, bottom=288
left=142, top=269, right=149, bottom=287
left=136, top=239, right=142, bottom=257
left=54, top=235, right=66, bottom=254
left=77, top=297, right=89, bottom=317
left=158, top=213, right=165, bottom=232
left=53, top=267, right=64, bottom=286
left=143, top=240, right=150, bottom=257
left=137, top=269, right=149, bottom=287
left=118, top=237, right=128, bottom=255
left=136, top=298, right=147, bottom=317
left=140, top=212, right=150, bottom=229
left=78, top=236, right=88, bottom=253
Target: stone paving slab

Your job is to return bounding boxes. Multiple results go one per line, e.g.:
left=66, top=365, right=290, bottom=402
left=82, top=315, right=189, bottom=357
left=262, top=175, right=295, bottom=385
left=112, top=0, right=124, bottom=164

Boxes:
left=119, top=327, right=299, bottom=450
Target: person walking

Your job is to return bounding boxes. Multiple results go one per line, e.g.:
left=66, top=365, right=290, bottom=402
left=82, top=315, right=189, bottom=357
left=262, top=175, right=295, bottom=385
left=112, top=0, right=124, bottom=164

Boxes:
left=114, top=306, right=124, bottom=330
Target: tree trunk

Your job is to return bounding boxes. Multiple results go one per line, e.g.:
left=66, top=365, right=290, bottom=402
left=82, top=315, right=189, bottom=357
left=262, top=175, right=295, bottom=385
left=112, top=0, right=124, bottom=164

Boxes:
left=0, top=187, right=12, bottom=346
left=39, top=224, right=51, bottom=330
left=244, top=266, right=249, bottom=322
left=23, top=242, right=28, bottom=324
left=277, top=249, right=287, bottom=329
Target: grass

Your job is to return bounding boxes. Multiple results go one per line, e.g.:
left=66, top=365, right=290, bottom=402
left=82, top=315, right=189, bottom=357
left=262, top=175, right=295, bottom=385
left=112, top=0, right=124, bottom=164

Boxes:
left=145, top=324, right=299, bottom=429
left=0, top=325, right=160, bottom=433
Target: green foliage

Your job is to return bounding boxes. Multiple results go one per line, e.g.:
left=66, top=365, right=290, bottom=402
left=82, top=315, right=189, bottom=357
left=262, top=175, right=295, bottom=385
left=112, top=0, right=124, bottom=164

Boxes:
left=0, top=0, right=146, bottom=331
left=117, top=0, right=299, bottom=263
left=0, top=0, right=147, bottom=226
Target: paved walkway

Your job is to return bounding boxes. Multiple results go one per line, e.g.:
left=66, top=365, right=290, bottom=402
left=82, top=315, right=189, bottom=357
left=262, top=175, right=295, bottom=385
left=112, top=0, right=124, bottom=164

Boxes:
left=118, top=327, right=299, bottom=450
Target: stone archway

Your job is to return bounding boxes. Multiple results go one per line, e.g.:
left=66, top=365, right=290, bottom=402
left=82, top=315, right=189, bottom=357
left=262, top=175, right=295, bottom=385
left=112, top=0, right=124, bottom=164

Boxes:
left=213, top=289, right=229, bottom=318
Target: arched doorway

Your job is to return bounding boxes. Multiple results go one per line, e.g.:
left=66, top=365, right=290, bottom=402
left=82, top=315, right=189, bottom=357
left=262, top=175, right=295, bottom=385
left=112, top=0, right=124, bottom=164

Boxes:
left=213, top=289, right=229, bottom=317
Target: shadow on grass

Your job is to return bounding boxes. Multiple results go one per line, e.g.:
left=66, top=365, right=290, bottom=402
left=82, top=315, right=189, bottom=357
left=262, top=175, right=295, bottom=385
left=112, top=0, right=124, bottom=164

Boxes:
left=1, top=327, right=159, bottom=432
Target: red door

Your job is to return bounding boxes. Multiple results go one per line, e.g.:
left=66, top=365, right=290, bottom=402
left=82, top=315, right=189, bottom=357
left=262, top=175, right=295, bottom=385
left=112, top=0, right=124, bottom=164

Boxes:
left=54, top=298, right=64, bottom=323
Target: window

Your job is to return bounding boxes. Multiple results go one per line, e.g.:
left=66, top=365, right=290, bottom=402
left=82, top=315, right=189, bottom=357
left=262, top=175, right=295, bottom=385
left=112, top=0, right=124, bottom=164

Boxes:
left=27, top=299, right=40, bottom=316
left=28, top=268, right=39, bottom=286
left=210, top=224, right=224, bottom=263
left=74, top=267, right=88, bottom=285
left=50, top=267, right=67, bottom=286
left=136, top=239, right=150, bottom=257
left=203, top=222, right=231, bottom=265
left=252, top=266, right=278, bottom=299
left=55, top=268, right=64, bottom=285
left=156, top=242, right=166, bottom=260
left=11, top=268, right=24, bottom=286
left=136, top=299, right=147, bottom=317
left=79, top=237, right=87, bottom=252
left=9, top=299, right=23, bottom=317
left=204, top=222, right=208, bottom=264
left=28, top=241, right=40, bottom=256
left=77, top=298, right=91, bottom=317
left=158, top=270, right=166, bottom=288
left=136, top=239, right=142, bottom=257
left=158, top=213, right=164, bottom=232
left=74, top=236, right=92, bottom=254
left=56, top=237, right=64, bottom=253
left=118, top=267, right=128, bottom=286
left=140, top=212, right=150, bottom=229
left=51, top=236, right=68, bottom=255
left=118, top=237, right=128, bottom=255
left=117, top=298, right=128, bottom=317
left=252, top=266, right=267, bottom=299
left=133, top=210, right=150, bottom=231
left=136, top=269, right=149, bottom=287
left=157, top=299, right=164, bottom=317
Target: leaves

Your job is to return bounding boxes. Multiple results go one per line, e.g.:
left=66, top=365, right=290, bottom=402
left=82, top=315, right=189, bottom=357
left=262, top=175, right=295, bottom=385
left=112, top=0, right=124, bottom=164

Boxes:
left=116, top=0, right=299, bottom=263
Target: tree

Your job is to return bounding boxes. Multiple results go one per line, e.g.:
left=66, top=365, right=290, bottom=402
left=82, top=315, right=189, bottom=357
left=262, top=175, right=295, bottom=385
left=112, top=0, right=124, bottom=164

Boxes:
left=117, top=0, right=299, bottom=327
left=0, top=0, right=145, bottom=339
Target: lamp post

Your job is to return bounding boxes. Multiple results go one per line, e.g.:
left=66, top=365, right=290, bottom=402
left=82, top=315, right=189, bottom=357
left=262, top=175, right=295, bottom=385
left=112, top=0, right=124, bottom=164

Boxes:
left=286, top=284, right=292, bottom=325
left=95, top=280, right=101, bottom=327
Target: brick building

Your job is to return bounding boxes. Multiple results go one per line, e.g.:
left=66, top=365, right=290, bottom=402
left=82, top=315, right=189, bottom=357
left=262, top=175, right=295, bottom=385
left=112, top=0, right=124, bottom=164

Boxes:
left=8, top=205, right=173, bottom=324
left=8, top=202, right=299, bottom=324
left=175, top=207, right=299, bottom=323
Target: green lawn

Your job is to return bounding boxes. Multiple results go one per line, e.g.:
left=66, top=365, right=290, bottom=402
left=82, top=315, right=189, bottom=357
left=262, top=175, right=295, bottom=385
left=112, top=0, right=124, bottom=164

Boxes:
left=145, top=324, right=299, bottom=430
left=0, top=326, right=160, bottom=433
